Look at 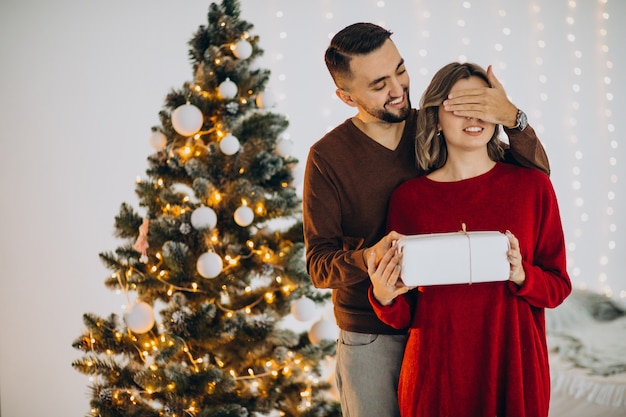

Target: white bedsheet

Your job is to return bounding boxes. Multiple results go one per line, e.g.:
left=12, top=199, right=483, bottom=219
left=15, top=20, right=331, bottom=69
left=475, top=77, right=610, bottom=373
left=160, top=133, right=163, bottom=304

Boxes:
left=549, top=353, right=626, bottom=417
left=546, top=289, right=626, bottom=416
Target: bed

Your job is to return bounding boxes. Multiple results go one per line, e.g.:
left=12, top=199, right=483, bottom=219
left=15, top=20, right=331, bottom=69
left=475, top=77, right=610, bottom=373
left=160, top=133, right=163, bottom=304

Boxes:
left=546, top=289, right=626, bottom=416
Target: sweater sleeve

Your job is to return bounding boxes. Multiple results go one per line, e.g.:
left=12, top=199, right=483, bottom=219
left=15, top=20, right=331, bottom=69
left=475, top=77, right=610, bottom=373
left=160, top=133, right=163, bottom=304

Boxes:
left=502, top=124, right=551, bottom=176
left=508, top=173, right=572, bottom=308
left=302, top=148, right=368, bottom=289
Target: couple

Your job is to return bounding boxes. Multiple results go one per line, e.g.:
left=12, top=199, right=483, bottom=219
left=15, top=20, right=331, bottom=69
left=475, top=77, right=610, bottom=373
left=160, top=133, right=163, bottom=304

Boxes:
left=302, top=23, right=571, bottom=417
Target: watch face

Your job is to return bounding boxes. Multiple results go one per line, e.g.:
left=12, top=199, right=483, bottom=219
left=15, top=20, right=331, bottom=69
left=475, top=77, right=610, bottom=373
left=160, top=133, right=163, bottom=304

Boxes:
left=517, top=110, right=528, bottom=130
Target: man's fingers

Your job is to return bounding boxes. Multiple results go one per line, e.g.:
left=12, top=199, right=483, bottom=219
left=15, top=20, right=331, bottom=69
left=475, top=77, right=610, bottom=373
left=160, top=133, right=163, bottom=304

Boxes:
left=486, top=64, right=503, bottom=91
left=366, top=251, right=377, bottom=278
left=445, top=88, right=484, bottom=102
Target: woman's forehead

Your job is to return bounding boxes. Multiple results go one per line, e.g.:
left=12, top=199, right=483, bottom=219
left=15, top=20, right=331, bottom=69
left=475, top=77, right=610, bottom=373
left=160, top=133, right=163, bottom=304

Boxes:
left=450, top=76, right=488, bottom=93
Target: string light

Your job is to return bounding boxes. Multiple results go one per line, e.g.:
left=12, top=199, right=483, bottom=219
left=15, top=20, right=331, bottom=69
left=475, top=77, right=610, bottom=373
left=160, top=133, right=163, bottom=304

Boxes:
left=525, top=2, right=546, bottom=141
left=560, top=0, right=586, bottom=288
left=595, top=0, right=619, bottom=298
left=454, top=2, right=469, bottom=63
left=415, top=8, right=431, bottom=79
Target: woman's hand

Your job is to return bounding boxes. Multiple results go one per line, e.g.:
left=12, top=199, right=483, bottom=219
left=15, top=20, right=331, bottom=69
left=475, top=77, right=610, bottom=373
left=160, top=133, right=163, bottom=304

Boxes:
left=367, top=244, right=411, bottom=306
left=506, top=230, right=526, bottom=286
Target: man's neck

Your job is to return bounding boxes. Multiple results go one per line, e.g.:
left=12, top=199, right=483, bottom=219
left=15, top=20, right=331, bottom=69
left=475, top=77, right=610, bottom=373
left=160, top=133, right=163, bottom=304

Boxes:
left=351, top=115, right=406, bottom=151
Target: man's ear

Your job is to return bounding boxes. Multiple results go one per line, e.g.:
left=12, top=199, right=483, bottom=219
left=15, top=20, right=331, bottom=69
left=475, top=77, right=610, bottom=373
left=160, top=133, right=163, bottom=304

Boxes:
left=336, top=88, right=357, bottom=108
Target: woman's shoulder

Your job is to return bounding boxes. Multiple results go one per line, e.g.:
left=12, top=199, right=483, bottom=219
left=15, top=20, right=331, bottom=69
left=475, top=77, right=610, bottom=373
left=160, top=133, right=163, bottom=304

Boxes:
left=496, top=162, right=555, bottom=198
left=497, top=161, right=550, bottom=182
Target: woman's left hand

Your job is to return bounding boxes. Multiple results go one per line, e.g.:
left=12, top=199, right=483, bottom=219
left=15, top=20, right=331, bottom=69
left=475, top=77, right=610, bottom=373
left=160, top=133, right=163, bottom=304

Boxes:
left=506, top=230, right=526, bottom=285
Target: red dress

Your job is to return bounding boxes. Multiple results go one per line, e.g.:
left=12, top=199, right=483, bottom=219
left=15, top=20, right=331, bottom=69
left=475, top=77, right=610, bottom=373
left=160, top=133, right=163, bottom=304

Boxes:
left=369, top=163, right=571, bottom=417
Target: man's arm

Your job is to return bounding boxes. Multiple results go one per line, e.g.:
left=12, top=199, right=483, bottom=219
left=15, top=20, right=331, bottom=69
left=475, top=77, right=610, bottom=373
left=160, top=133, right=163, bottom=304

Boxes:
left=503, top=124, right=550, bottom=176
left=302, top=149, right=368, bottom=289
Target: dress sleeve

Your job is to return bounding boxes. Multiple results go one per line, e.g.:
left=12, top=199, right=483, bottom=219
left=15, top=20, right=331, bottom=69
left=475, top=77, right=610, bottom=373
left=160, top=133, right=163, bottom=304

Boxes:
left=302, top=148, right=368, bottom=289
left=502, top=124, right=551, bottom=176
left=508, top=174, right=572, bottom=308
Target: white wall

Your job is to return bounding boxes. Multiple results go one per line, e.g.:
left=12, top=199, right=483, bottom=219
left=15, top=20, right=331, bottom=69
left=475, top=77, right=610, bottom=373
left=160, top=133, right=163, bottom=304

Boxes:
left=0, top=1, right=623, bottom=415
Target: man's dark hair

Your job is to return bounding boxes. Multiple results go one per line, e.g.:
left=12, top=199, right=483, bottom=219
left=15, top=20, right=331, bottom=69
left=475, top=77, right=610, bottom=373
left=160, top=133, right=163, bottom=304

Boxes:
left=325, top=22, right=393, bottom=87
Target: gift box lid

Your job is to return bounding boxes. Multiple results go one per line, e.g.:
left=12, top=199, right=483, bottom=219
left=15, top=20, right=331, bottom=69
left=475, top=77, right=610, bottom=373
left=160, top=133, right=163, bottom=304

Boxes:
left=397, top=231, right=510, bottom=286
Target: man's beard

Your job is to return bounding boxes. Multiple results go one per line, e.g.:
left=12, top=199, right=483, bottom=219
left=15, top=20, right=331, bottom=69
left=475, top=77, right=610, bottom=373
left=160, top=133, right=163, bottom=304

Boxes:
left=362, top=92, right=411, bottom=123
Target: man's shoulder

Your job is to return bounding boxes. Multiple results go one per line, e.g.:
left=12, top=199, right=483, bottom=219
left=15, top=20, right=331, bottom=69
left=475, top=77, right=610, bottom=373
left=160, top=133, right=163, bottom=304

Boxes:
left=316, top=118, right=354, bottom=140
left=310, top=118, right=356, bottom=152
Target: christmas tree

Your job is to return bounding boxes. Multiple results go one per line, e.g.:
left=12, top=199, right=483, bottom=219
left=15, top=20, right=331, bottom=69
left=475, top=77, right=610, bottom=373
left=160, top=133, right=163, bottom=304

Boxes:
left=72, top=1, right=340, bottom=416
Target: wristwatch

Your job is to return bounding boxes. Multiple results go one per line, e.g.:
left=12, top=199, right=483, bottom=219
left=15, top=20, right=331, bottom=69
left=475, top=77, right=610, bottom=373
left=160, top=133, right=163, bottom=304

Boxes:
left=513, top=109, right=528, bottom=131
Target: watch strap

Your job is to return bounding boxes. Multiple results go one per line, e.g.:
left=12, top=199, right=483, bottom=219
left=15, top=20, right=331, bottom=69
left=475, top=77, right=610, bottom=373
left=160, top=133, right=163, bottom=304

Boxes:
left=513, top=109, right=528, bottom=131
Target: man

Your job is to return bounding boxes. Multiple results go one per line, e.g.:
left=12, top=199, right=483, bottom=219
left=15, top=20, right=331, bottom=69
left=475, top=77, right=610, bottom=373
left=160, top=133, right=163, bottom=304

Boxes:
left=302, top=22, right=549, bottom=417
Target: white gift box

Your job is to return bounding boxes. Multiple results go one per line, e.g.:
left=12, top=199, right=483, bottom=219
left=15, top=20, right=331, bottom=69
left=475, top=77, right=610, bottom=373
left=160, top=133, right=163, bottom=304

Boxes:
left=397, top=231, right=510, bottom=286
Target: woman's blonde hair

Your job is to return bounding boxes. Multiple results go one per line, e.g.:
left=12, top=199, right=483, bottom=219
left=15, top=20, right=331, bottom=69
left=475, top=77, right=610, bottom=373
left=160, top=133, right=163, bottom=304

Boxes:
left=415, top=62, right=504, bottom=171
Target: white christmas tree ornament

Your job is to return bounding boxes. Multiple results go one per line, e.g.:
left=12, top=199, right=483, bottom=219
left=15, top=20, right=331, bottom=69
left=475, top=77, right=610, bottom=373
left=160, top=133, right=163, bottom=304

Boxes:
left=218, top=78, right=238, bottom=99
left=171, top=103, right=203, bottom=136
left=232, top=39, right=253, bottom=59
left=234, top=203, right=254, bottom=227
left=190, top=206, right=218, bottom=230
left=149, top=130, right=167, bottom=150
left=219, top=133, right=240, bottom=155
left=255, top=90, right=276, bottom=109
left=290, top=297, right=317, bottom=322
left=308, top=318, right=339, bottom=345
left=275, top=139, right=293, bottom=157
left=124, top=301, right=155, bottom=334
left=196, top=251, right=223, bottom=279
left=291, top=163, right=304, bottom=186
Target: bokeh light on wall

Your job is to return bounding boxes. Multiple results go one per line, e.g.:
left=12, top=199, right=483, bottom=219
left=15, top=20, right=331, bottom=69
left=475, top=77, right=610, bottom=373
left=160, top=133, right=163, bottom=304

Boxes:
left=564, top=0, right=585, bottom=287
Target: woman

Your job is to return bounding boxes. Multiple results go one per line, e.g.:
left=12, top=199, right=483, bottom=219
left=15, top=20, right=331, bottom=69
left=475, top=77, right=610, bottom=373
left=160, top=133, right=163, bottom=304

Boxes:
left=367, top=62, right=571, bottom=417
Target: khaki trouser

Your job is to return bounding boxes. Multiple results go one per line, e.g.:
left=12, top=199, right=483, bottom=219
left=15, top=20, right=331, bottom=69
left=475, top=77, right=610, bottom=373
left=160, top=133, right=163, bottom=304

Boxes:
left=336, top=330, right=407, bottom=417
